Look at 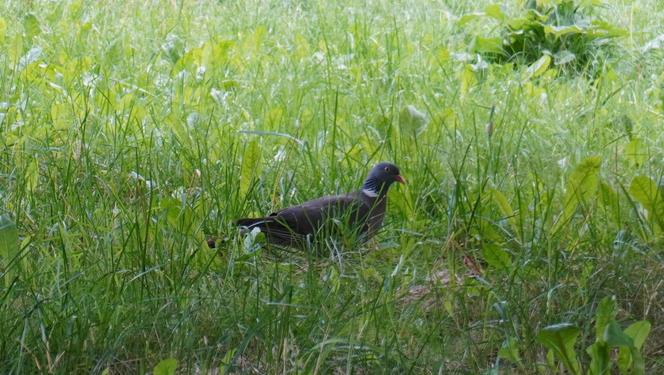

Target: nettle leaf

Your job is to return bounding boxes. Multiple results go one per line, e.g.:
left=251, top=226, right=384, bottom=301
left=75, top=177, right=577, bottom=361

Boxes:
left=153, top=358, right=177, bottom=375
left=537, top=323, right=582, bottom=375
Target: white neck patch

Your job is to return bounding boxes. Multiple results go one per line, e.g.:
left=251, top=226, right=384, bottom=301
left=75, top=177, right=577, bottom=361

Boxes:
left=362, top=188, right=378, bottom=197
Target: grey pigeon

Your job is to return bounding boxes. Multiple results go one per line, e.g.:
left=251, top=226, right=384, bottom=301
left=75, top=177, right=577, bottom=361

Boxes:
left=236, top=162, right=405, bottom=248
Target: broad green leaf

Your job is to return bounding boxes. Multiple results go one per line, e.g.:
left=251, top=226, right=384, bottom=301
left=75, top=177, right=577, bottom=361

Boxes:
left=293, top=33, right=310, bottom=59
left=618, top=321, right=650, bottom=375
left=23, top=14, right=41, bottom=40
left=160, top=197, right=186, bottom=229
left=458, top=13, right=483, bottom=26
left=484, top=4, right=505, bottom=21
left=544, top=25, right=584, bottom=37
left=488, top=188, right=516, bottom=230
left=590, top=20, right=628, bottom=38
left=239, top=140, right=262, bottom=197
left=0, top=17, right=6, bottom=43
left=507, top=16, right=534, bottom=30
left=9, top=33, right=24, bottom=65
left=624, top=321, right=651, bottom=350
left=399, top=104, right=427, bottom=131
left=219, top=348, right=237, bottom=374
left=630, top=350, right=645, bottom=375
left=558, top=156, right=602, bottom=229
left=459, top=64, right=476, bottom=99
left=153, top=358, right=177, bottom=375
left=630, top=176, right=659, bottom=209
left=629, top=175, right=664, bottom=230
left=50, top=102, right=70, bottom=130
left=523, top=54, right=551, bottom=81
left=624, top=138, right=648, bottom=167
left=173, top=45, right=203, bottom=74
left=537, top=323, right=581, bottom=375
left=202, top=39, right=234, bottom=69
left=68, top=0, right=84, bottom=20
left=603, top=320, right=642, bottom=374
left=498, top=336, right=521, bottom=364
left=472, top=36, right=502, bottom=54
left=600, top=182, right=621, bottom=224
left=586, top=342, right=610, bottom=375
left=26, top=158, right=40, bottom=193
left=481, top=244, right=511, bottom=271
left=594, top=296, right=616, bottom=340
left=604, top=320, right=633, bottom=348
left=436, top=47, right=450, bottom=63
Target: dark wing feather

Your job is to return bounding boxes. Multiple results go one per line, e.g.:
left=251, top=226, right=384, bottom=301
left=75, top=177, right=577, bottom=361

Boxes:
left=236, top=194, right=372, bottom=247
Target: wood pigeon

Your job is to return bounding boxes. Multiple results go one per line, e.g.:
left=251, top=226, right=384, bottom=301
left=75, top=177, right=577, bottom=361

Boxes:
left=236, top=162, right=405, bottom=248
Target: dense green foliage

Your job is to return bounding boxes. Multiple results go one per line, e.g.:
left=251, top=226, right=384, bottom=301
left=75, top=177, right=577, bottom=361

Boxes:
left=463, top=1, right=627, bottom=73
left=1, top=0, right=664, bottom=373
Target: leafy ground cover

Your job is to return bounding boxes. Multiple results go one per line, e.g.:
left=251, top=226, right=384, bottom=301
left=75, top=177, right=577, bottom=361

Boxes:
left=1, top=0, right=664, bottom=373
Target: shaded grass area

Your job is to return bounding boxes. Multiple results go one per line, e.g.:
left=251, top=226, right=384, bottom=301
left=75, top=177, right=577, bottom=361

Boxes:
left=1, top=0, right=664, bottom=373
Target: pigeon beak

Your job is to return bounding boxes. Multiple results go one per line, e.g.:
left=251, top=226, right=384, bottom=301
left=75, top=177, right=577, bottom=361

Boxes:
left=394, top=175, right=406, bottom=184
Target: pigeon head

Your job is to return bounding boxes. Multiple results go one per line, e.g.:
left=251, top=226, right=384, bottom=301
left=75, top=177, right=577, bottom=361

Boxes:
left=361, top=162, right=405, bottom=197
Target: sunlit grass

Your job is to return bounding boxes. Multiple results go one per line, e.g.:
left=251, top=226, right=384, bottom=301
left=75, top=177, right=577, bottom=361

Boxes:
left=1, top=0, right=664, bottom=373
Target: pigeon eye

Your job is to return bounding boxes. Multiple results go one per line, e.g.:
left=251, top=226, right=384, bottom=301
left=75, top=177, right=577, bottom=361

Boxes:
left=384, top=167, right=390, bottom=172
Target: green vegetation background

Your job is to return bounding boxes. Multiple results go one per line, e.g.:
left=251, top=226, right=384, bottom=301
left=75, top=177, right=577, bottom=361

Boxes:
left=1, top=0, right=663, bottom=373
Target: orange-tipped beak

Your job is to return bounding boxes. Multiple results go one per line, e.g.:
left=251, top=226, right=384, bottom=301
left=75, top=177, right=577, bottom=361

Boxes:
left=394, top=175, right=406, bottom=184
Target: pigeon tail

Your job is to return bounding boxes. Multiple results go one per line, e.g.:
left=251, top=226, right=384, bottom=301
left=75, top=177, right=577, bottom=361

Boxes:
left=236, top=216, right=304, bottom=247
left=236, top=217, right=268, bottom=228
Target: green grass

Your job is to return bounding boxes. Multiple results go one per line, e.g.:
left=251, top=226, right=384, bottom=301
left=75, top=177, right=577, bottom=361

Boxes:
left=1, top=0, right=664, bottom=373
